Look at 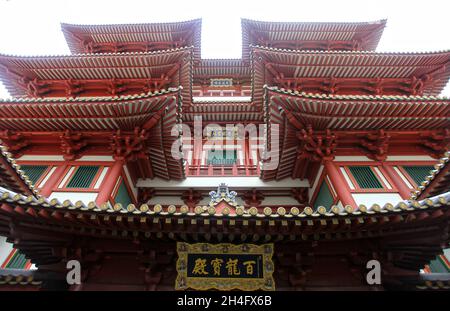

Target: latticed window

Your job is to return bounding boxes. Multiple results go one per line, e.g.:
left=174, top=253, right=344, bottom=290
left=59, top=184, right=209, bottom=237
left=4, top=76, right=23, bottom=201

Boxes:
left=207, top=149, right=237, bottom=165
left=114, top=181, right=132, bottom=207
left=66, top=166, right=100, bottom=188
left=348, top=166, right=383, bottom=189
left=19, top=165, right=48, bottom=184
left=402, top=166, right=434, bottom=186
left=313, top=180, right=334, bottom=210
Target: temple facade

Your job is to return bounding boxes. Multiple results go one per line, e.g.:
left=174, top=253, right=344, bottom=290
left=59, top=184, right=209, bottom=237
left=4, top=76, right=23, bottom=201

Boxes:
left=0, top=18, right=449, bottom=291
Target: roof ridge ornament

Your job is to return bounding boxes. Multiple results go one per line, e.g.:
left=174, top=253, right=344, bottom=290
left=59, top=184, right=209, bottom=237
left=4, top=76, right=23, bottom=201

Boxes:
left=209, top=183, right=237, bottom=206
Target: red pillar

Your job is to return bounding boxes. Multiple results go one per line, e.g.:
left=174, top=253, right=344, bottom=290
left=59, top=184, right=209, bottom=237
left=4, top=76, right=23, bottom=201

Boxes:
left=323, top=160, right=358, bottom=208
left=39, top=163, right=69, bottom=198
left=381, top=163, right=411, bottom=199
left=95, top=159, right=124, bottom=205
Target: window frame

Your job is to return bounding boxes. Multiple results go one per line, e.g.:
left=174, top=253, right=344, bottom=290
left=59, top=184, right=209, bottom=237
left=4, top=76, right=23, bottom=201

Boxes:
left=385, top=161, right=438, bottom=189
left=338, top=163, right=397, bottom=193
left=45, top=161, right=114, bottom=193
left=57, top=165, right=104, bottom=192
left=16, top=162, right=54, bottom=189
left=397, top=165, right=435, bottom=188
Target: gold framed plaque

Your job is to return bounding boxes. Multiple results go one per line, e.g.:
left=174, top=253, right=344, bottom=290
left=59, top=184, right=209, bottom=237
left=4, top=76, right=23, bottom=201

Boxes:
left=175, top=242, right=275, bottom=291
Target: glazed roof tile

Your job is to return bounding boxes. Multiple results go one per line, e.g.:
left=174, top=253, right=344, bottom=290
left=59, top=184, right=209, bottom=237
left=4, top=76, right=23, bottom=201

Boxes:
left=0, top=145, right=38, bottom=196
left=411, top=151, right=450, bottom=200
left=0, top=184, right=448, bottom=220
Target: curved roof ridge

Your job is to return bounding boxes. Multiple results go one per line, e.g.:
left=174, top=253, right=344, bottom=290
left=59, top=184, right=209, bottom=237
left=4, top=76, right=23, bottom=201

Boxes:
left=264, top=85, right=450, bottom=101
left=0, top=185, right=448, bottom=218
left=411, top=151, right=450, bottom=200
left=241, top=17, right=387, bottom=26
left=0, top=145, right=38, bottom=196
left=0, top=87, right=182, bottom=103
left=60, top=18, right=202, bottom=29
left=190, top=100, right=253, bottom=105
left=251, top=44, right=450, bottom=55
left=200, top=58, right=246, bottom=62
left=0, top=46, right=194, bottom=59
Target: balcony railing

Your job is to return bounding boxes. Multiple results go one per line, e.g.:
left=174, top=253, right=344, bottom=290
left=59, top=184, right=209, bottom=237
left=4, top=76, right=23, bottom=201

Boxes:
left=185, top=163, right=260, bottom=176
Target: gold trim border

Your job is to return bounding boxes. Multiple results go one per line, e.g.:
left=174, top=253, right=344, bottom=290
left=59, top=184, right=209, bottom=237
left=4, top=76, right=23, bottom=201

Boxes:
left=175, top=242, right=275, bottom=291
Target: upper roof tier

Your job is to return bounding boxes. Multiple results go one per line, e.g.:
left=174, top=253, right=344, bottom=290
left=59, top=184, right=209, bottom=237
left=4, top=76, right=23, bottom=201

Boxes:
left=60, top=18, right=386, bottom=61
left=252, top=46, right=450, bottom=100
left=193, top=59, right=250, bottom=79
left=61, top=19, right=202, bottom=59
left=0, top=48, right=193, bottom=101
left=241, top=19, right=387, bottom=59
left=1, top=18, right=449, bottom=99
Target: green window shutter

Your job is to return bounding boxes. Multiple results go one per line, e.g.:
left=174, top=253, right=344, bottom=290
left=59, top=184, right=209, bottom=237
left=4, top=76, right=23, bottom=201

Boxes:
left=207, top=150, right=237, bottom=165
left=114, top=181, right=132, bottom=207
left=348, top=166, right=383, bottom=189
left=20, top=165, right=48, bottom=184
left=6, top=250, right=28, bottom=269
left=314, top=180, right=334, bottom=211
left=66, top=166, right=100, bottom=188
left=403, top=166, right=434, bottom=186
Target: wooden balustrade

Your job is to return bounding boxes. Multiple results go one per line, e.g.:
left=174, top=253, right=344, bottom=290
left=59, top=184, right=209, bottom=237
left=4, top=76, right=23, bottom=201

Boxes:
left=185, top=163, right=260, bottom=176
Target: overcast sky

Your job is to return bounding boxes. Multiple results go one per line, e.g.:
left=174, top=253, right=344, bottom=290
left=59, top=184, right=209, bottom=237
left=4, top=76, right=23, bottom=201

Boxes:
left=0, top=0, right=449, bottom=97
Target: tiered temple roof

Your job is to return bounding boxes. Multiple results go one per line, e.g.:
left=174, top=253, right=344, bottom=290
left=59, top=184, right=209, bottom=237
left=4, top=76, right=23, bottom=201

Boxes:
left=61, top=19, right=202, bottom=59
left=251, top=46, right=450, bottom=102
left=0, top=48, right=193, bottom=101
left=0, top=89, right=184, bottom=180
left=0, top=18, right=449, bottom=291
left=185, top=99, right=261, bottom=122
left=241, top=19, right=387, bottom=59
left=0, top=145, right=449, bottom=290
left=261, top=86, right=450, bottom=181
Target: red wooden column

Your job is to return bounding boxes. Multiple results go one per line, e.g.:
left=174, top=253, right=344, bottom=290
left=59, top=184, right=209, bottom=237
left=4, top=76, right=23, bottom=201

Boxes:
left=381, top=163, right=411, bottom=199
left=39, top=163, right=69, bottom=198
left=95, top=159, right=124, bottom=205
left=244, top=137, right=250, bottom=176
left=323, top=160, right=358, bottom=208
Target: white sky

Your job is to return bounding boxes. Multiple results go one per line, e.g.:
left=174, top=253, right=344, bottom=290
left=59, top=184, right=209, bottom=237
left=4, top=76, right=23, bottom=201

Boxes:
left=0, top=0, right=449, bottom=97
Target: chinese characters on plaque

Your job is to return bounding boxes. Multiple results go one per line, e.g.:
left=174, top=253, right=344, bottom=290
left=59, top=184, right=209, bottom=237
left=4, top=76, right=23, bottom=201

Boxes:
left=175, top=243, right=275, bottom=291
left=189, top=254, right=261, bottom=278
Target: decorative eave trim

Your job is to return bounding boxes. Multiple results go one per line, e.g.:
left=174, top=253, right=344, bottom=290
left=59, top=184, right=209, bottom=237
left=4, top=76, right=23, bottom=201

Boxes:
left=0, top=145, right=38, bottom=196
left=0, top=269, right=41, bottom=286
left=264, top=85, right=450, bottom=101
left=241, top=18, right=387, bottom=27
left=0, top=45, right=194, bottom=59
left=251, top=44, right=450, bottom=55
left=411, top=151, right=450, bottom=200
left=0, top=87, right=182, bottom=103
left=0, top=187, right=448, bottom=220
left=61, top=18, right=202, bottom=30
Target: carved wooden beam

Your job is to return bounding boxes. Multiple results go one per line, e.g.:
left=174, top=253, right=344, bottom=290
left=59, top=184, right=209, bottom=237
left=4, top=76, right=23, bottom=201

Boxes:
left=359, top=129, right=390, bottom=161
left=296, top=126, right=337, bottom=162
left=60, top=130, right=87, bottom=160
left=0, top=130, right=30, bottom=158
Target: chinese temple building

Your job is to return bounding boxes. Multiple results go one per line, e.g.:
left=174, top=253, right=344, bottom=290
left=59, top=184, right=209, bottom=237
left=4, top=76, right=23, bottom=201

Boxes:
left=0, top=18, right=449, bottom=291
